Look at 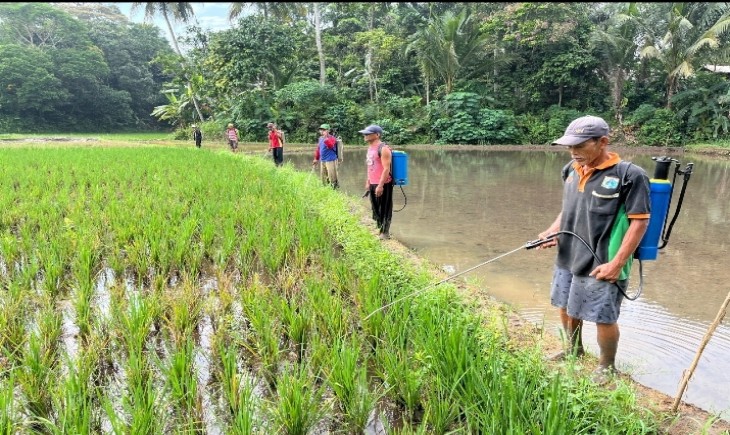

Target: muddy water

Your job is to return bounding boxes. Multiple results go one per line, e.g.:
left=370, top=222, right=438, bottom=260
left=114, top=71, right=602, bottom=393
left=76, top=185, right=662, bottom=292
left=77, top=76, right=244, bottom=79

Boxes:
left=288, top=147, right=730, bottom=418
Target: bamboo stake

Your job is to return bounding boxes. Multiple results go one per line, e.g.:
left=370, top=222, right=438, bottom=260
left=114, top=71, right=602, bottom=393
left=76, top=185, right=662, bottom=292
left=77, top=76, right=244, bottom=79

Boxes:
left=672, top=290, right=730, bottom=412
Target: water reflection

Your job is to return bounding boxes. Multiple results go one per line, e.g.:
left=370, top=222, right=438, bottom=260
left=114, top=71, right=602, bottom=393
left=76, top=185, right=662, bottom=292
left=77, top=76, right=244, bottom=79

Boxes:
left=288, top=147, right=730, bottom=418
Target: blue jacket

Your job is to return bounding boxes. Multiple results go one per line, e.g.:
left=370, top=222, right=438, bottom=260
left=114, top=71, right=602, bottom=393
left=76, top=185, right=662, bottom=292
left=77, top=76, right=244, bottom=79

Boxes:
left=318, top=135, right=338, bottom=162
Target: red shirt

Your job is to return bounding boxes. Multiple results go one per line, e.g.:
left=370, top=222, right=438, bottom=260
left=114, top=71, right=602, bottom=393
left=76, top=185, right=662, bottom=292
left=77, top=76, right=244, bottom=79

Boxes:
left=269, top=130, right=283, bottom=148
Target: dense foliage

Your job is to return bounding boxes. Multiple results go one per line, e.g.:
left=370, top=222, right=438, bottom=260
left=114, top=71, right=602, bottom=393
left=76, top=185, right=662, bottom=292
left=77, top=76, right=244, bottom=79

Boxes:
left=2, top=2, right=730, bottom=147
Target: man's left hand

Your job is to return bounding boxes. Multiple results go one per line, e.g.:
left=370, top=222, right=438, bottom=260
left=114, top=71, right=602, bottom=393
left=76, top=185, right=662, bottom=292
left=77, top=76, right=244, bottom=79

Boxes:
left=589, top=262, right=622, bottom=283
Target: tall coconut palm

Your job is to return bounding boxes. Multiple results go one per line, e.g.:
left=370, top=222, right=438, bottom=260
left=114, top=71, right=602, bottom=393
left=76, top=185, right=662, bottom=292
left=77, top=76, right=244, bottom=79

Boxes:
left=131, top=2, right=204, bottom=122
left=633, top=2, right=730, bottom=108
left=229, top=2, right=305, bottom=22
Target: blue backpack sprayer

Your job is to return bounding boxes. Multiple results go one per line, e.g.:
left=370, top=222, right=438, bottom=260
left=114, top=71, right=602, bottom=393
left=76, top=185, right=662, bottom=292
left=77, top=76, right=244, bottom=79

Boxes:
left=365, top=155, right=693, bottom=320
left=362, top=145, right=409, bottom=211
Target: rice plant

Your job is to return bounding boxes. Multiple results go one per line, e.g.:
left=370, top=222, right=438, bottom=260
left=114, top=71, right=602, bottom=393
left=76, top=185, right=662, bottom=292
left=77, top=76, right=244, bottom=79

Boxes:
left=375, top=343, right=424, bottom=422
left=240, top=285, right=283, bottom=390
left=278, top=294, right=312, bottom=362
left=326, top=336, right=382, bottom=433
left=16, top=330, right=57, bottom=424
left=161, top=274, right=203, bottom=347
left=266, top=363, right=328, bottom=435
left=44, top=349, right=100, bottom=434
left=215, top=338, right=258, bottom=434
left=0, top=374, right=18, bottom=434
left=159, top=337, right=203, bottom=431
left=0, top=277, right=28, bottom=365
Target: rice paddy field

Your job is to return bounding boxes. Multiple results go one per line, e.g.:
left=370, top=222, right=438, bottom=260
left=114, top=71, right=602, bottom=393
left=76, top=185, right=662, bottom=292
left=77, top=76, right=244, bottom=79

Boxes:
left=0, top=145, right=662, bottom=434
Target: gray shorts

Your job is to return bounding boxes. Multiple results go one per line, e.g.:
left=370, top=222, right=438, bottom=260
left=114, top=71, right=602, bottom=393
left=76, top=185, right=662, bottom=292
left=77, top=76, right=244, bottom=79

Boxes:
left=550, top=266, right=626, bottom=324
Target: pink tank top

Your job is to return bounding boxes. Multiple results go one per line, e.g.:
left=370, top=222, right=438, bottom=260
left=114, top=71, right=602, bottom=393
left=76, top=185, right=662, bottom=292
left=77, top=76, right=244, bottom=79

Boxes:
left=366, top=143, right=392, bottom=185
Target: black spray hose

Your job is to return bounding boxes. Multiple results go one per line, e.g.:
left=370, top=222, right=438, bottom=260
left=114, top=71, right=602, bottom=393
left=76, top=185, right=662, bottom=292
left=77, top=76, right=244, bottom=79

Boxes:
left=361, top=184, right=408, bottom=212
left=394, top=185, right=407, bottom=212
left=529, top=231, right=643, bottom=301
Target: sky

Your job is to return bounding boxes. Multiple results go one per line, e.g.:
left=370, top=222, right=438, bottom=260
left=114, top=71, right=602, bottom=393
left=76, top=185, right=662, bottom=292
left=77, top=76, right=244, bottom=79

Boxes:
left=113, top=2, right=238, bottom=41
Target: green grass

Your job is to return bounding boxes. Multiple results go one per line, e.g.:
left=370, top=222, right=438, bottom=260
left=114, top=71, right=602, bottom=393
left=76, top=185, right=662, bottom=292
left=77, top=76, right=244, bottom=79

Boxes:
left=684, top=139, right=730, bottom=151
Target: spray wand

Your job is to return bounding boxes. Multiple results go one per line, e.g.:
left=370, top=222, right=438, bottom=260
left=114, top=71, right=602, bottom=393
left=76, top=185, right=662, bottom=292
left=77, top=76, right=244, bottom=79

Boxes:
left=363, top=235, right=556, bottom=320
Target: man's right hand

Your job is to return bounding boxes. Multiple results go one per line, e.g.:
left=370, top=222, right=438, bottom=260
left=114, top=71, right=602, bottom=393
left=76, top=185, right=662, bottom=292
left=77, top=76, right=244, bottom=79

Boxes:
left=535, top=231, right=559, bottom=249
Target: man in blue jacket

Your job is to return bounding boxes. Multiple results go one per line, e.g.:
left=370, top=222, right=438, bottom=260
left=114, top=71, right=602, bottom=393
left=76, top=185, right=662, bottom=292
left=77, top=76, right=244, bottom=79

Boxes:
left=312, top=123, right=340, bottom=189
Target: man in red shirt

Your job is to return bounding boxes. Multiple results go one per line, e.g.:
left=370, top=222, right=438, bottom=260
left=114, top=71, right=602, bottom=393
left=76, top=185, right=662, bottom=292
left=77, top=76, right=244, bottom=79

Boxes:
left=267, top=122, right=284, bottom=166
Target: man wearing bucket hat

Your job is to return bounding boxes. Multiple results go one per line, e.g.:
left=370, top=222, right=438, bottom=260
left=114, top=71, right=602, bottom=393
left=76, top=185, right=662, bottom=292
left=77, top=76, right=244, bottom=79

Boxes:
left=312, top=123, right=340, bottom=188
left=536, top=115, right=651, bottom=384
left=360, top=124, right=393, bottom=240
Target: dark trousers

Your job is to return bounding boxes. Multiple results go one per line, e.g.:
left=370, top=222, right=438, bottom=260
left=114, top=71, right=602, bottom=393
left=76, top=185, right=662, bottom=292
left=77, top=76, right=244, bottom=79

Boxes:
left=272, top=147, right=284, bottom=166
left=195, top=139, right=202, bottom=148
left=369, top=181, right=394, bottom=234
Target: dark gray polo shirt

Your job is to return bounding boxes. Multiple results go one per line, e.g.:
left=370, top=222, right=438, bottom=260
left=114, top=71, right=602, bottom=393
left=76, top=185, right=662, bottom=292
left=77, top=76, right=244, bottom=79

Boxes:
left=556, top=153, right=651, bottom=279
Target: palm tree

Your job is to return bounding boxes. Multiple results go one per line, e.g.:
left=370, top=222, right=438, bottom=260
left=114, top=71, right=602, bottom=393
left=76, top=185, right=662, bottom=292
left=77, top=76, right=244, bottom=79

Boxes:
left=131, top=2, right=204, bottom=122
left=634, top=2, right=730, bottom=108
left=228, top=2, right=307, bottom=23
left=406, top=9, right=489, bottom=95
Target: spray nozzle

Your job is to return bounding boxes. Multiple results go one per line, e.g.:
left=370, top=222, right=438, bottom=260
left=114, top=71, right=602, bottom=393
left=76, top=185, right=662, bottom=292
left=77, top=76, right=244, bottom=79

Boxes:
left=525, top=234, right=557, bottom=250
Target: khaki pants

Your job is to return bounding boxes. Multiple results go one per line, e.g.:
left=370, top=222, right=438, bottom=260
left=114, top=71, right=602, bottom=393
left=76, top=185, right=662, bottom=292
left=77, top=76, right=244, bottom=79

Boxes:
left=320, top=160, right=339, bottom=187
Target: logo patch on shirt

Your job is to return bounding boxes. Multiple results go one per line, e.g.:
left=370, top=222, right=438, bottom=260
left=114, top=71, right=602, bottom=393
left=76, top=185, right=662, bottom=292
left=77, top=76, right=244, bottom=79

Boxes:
left=601, top=176, right=619, bottom=189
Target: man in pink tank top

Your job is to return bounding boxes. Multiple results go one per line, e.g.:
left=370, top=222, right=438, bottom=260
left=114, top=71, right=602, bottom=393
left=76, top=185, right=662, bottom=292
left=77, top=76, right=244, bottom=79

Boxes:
left=360, top=124, right=393, bottom=240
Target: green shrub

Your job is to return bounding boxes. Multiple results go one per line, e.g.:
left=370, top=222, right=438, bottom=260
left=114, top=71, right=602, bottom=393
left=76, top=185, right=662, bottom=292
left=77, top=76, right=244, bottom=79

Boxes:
left=477, top=109, right=522, bottom=144
left=626, top=104, right=658, bottom=126
left=517, top=106, right=584, bottom=145
left=635, top=108, right=683, bottom=147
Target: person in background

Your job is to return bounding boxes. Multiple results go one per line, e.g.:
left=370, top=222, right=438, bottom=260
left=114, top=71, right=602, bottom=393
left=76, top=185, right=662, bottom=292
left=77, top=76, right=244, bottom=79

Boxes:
left=312, top=123, right=340, bottom=188
left=360, top=124, right=393, bottom=240
left=536, top=115, right=651, bottom=385
left=267, top=122, right=284, bottom=166
left=192, top=124, right=202, bottom=148
left=226, top=123, right=239, bottom=152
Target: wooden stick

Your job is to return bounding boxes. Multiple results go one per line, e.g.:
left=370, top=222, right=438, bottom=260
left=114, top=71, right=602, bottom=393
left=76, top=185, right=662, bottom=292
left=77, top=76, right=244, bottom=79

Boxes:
left=672, top=290, right=730, bottom=412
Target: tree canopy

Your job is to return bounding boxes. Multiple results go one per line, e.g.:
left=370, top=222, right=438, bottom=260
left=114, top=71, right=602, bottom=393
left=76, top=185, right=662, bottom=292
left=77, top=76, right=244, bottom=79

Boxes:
left=2, top=2, right=730, bottom=146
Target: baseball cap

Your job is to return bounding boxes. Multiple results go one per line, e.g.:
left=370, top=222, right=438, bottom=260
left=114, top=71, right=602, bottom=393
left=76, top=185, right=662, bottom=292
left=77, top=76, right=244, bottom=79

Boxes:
left=358, top=124, right=383, bottom=135
left=267, top=122, right=275, bottom=128
left=551, top=116, right=609, bottom=146
left=319, top=123, right=331, bottom=130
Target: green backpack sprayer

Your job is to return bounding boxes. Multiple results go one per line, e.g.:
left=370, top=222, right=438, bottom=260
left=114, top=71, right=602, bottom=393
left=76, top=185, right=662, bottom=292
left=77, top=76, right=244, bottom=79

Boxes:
left=365, top=155, right=693, bottom=320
